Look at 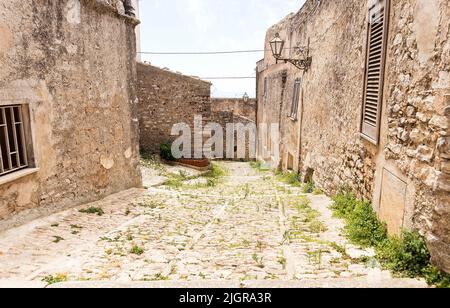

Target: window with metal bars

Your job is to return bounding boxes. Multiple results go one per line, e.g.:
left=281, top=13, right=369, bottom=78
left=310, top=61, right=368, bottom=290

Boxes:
left=290, top=79, right=301, bottom=120
left=0, top=105, right=29, bottom=177
left=361, top=0, right=390, bottom=144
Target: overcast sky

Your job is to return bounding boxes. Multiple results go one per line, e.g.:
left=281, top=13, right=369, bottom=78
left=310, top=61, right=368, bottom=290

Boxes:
left=138, top=0, right=304, bottom=98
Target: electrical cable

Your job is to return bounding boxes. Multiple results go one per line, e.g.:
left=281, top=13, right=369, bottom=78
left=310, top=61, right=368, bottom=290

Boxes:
left=138, top=50, right=265, bottom=55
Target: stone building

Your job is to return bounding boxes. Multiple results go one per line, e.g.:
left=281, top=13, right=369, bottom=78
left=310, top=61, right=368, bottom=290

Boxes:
left=137, top=63, right=212, bottom=155
left=256, top=0, right=449, bottom=272
left=137, top=63, right=258, bottom=160
left=211, top=98, right=257, bottom=123
left=0, top=0, right=142, bottom=228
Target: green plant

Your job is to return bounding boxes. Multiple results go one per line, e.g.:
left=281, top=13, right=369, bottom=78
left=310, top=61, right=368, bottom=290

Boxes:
left=423, top=265, right=450, bottom=289
left=130, top=245, right=145, bottom=255
left=143, top=273, right=169, bottom=281
left=160, top=142, right=175, bottom=161
left=250, top=161, right=262, bottom=170
left=203, top=163, right=227, bottom=179
left=53, top=236, right=65, bottom=243
left=332, top=191, right=387, bottom=247
left=308, top=250, right=325, bottom=267
left=294, top=196, right=312, bottom=212
left=277, top=172, right=302, bottom=187
left=243, top=184, right=251, bottom=199
left=252, top=253, right=265, bottom=269
left=250, top=161, right=269, bottom=172
left=206, top=178, right=218, bottom=187
left=256, top=240, right=264, bottom=252
left=309, top=220, right=327, bottom=233
left=42, top=273, right=68, bottom=285
left=376, top=231, right=450, bottom=288
left=302, top=180, right=315, bottom=194
left=278, top=257, right=287, bottom=270
left=302, top=208, right=320, bottom=223
left=329, top=242, right=348, bottom=258
left=313, top=188, right=324, bottom=195
left=331, top=190, right=358, bottom=218
left=332, top=189, right=450, bottom=288
left=377, top=231, right=431, bottom=277
left=163, top=177, right=184, bottom=188
left=346, top=201, right=387, bottom=247
left=79, top=207, right=105, bottom=216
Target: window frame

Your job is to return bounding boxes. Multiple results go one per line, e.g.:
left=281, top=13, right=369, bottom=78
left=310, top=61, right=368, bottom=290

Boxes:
left=263, top=77, right=268, bottom=105
left=290, top=78, right=302, bottom=121
left=0, top=102, right=35, bottom=179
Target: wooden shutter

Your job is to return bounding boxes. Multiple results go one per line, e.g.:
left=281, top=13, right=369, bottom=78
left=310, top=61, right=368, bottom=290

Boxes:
left=290, top=79, right=301, bottom=120
left=361, top=0, right=389, bottom=144
left=263, top=77, right=268, bottom=105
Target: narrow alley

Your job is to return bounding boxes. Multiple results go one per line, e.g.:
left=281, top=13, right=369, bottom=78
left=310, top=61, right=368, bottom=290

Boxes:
left=0, top=161, right=426, bottom=288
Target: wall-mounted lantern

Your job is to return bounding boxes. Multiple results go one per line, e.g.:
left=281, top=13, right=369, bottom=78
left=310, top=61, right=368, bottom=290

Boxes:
left=243, top=92, right=250, bottom=103
left=269, top=33, right=312, bottom=71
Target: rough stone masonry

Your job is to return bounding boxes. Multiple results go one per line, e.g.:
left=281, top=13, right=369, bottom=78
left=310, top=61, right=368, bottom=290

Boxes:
left=0, top=0, right=142, bottom=229
left=137, top=63, right=212, bottom=156
left=137, top=63, right=257, bottom=160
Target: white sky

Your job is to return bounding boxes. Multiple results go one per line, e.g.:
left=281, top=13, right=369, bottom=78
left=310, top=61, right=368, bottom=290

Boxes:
left=138, top=0, right=305, bottom=98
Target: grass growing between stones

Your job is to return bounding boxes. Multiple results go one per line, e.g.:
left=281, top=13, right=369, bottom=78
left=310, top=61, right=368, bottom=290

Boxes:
left=276, top=171, right=319, bottom=195
left=277, top=171, right=302, bottom=187
left=79, top=207, right=105, bottom=216
left=42, top=273, right=68, bottom=285
left=53, top=236, right=65, bottom=243
left=252, top=253, right=265, bottom=269
left=250, top=161, right=270, bottom=172
left=302, top=180, right=316, bottom=194
left=162, top=163, right=227, bottom=189
left=140, top=151, right=167, bottom=174
left=331, top=190, right=450, bottom=288
left=130, top=244, right=145, bottom=256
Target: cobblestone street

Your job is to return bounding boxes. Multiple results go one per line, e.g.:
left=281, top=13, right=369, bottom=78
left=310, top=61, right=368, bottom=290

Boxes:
left=0, top=162, right=427, bottom=288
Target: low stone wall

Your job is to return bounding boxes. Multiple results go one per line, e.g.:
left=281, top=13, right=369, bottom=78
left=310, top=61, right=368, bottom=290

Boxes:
left=137, top=63, right=212, bottom=155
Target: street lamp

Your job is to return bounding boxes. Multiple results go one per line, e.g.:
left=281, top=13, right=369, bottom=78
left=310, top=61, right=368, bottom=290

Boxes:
left=243, top=92, right=249, bottom=103
left=269, top=33, right=284, bottom=59
left=269, top=33, right=312, bottom=71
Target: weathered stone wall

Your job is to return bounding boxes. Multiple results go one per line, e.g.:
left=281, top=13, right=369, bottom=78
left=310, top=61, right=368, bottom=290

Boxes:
left=381, top=0, right=450, bottom=272
left=137, top=63, right=212, bottom=155
left=257, top=0, right=449, bottom=272
left=210, top=98, right=257, bottom=160
left=0, top=0, right=142, bottom=227
left=211, top=98, right=257, bottom=122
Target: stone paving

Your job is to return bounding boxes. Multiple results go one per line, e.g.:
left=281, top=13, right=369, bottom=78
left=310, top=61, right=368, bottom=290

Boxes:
left=0, top=161, right=427, bottom=287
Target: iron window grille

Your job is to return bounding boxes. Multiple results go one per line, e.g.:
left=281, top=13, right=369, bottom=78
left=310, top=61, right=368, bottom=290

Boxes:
left=0, top=105, right=29, bottom=176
